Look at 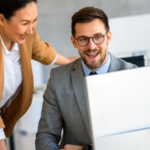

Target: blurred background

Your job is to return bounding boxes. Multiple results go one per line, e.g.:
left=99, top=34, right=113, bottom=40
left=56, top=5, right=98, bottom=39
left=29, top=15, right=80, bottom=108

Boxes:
left=34, top=0, right=150, bottom=85
left=7, top=0, right=150, bottom=150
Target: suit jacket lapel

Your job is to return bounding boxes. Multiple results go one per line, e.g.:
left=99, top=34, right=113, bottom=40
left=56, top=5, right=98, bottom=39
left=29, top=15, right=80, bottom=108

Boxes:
left=71, top=59, right=91, bottom=139
left=70, top=54, right=122, bottom=139
left=108, top=53, right=121, bottom=72
left=0, top=40, right=4, bottom=103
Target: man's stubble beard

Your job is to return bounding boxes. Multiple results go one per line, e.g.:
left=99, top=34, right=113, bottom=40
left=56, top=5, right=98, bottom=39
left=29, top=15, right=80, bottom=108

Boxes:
left=82, top=48, right=108, bottom=70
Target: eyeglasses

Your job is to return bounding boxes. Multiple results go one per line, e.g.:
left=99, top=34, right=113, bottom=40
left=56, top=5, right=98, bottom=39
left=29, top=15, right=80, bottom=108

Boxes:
left=76, top=34, right=106, bottom=47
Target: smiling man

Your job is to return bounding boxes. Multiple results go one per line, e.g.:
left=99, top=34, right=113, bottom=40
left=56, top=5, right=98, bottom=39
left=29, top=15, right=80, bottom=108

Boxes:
left=36, top=7, right=137, bottom=150
left=71, top=16, right=111, bottom=74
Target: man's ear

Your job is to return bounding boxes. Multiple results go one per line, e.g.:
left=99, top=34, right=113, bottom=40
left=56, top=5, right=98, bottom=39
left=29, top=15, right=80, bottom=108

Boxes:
left=71, top=35, right=77, bottom=48
left=106, top=31, right=111, bottom=45
left=0, top=14, right=5, bottom=26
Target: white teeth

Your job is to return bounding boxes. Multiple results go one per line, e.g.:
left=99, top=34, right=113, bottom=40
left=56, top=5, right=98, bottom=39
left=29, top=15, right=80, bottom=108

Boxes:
left=88, top=53, right=97, bottom=56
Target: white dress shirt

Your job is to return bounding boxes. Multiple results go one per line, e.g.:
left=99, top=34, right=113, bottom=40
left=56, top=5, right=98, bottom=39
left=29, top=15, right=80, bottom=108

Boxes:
left=0, top=35, right=22, bottom=140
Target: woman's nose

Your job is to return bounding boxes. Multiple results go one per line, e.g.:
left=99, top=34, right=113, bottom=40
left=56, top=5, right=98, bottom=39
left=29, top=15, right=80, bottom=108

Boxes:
left=26, top=25, right=33, bottom=35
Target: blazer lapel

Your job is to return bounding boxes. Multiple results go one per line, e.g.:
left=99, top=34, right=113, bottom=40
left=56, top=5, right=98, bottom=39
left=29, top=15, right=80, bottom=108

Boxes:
left=71, top=59, right=91, bottom=139
left=19, top=43, right=33, bottom=114
left=0, top=40, right=4, bottom=103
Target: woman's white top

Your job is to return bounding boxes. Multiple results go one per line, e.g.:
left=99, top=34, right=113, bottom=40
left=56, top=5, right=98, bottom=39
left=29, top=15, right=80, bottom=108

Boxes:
left=0, top=35, right=22, bottom=140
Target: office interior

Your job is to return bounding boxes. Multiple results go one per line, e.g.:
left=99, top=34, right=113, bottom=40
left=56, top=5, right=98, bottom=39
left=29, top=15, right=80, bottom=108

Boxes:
left=6, top=0, right=150, bottom=150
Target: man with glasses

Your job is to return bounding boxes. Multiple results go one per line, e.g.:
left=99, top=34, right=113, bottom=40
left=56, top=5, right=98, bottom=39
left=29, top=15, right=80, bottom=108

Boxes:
left=36, top=7, right=137, bottom=150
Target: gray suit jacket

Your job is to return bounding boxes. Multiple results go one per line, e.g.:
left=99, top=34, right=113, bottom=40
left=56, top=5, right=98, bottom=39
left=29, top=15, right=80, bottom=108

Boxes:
left=36, top=53, right=137, bottom=150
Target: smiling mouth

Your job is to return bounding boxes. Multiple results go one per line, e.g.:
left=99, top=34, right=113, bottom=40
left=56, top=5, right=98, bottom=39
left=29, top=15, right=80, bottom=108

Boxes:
left=20, top=35, right=27, bottom=39
left=86, top=52, right=99, bottom=58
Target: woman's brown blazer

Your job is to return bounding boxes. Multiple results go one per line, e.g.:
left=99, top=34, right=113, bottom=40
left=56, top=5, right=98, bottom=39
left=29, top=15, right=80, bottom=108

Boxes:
left=0, top=26, right=56, bottom=137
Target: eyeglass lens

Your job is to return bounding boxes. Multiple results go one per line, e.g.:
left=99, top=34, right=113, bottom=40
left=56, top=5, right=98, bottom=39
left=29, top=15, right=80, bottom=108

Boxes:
left=78, top=34, right=104, bottom=46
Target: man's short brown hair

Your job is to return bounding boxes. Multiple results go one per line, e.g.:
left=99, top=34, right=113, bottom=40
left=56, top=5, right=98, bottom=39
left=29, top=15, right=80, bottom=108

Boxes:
left=71, top=7, right=110, bottom=37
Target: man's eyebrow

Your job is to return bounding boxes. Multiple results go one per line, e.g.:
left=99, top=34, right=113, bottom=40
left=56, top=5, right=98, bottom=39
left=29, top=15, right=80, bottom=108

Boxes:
left=77, top=32, right=105, bottom=38
left=93, top=32, right=105, bottom=35
left=77, top=35, right=87, bottom=38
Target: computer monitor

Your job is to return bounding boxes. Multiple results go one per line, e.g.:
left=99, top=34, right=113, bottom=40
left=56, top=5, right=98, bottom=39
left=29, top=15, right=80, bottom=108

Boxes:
left=85, top=66, right=150, bottom=150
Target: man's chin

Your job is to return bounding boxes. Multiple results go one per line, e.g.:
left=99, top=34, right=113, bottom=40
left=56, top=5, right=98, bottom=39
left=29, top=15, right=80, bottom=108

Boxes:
left=85, top=62, right=101, bottom=70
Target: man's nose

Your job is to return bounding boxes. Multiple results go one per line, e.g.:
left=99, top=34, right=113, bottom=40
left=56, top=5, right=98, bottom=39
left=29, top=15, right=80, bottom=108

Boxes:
left=86, top=38, right=96, bottom=50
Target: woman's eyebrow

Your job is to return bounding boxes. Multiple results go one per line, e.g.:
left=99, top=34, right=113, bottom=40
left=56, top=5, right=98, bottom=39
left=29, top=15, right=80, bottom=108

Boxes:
left=20, top=16, right=38, bottom=22
left=20, top=20, right=30, bottom=22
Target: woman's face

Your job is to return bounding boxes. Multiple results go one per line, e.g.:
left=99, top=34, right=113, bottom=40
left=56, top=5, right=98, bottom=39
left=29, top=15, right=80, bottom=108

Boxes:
left=0, top=2, right=38, bottom=47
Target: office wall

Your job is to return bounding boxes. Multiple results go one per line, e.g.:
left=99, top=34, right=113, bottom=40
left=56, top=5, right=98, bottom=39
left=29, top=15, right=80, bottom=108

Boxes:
left=35, top=0, right=150, bottom=83
left=109, top=14, right=150, bottom=57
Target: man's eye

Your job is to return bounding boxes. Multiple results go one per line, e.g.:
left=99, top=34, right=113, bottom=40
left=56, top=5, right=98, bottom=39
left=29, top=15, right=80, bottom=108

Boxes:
left=34, top=19, right=37, bottom=23
left=95, top=35, right=102, bottom=39
left=79, top=37, right=87, bottom=41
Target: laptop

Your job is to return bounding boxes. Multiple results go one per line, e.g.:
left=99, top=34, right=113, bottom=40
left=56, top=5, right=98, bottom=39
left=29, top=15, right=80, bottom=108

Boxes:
left=85, top=66, right=150, bottom=150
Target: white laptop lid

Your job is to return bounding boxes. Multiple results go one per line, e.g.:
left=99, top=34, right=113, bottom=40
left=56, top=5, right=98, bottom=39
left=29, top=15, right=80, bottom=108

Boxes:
left=95, top=128, right=150, bottom=150
left=85, top=66, right=150, bottom=150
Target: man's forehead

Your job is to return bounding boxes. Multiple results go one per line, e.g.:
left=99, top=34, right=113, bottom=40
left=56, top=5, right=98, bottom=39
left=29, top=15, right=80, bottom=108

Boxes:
left=75, top=18, right=106, bottom=37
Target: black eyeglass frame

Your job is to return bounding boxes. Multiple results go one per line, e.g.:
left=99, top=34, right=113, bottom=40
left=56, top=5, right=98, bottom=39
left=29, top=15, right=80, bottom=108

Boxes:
left=76, top=34, right=106, bottom=47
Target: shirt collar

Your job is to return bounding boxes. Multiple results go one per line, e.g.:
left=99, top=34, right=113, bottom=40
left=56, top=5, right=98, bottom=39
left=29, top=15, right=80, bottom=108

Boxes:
left=82, top=52, right=111, bottom=76
left=0, top=35, right=19, bottom=55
